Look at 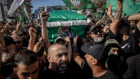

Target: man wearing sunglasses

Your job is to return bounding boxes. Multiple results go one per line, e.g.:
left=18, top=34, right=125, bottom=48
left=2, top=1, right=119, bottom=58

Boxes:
left=73, top=0, right=123, bottom=78
left=88, top=25, right=104, bottom=43
left=85, top=24, right=116, bottom=46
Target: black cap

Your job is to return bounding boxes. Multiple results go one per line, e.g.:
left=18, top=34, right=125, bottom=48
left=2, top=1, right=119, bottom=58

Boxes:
left=81, top=43, right=108, bottom=63
left=89, top=25, right=101, bottom=32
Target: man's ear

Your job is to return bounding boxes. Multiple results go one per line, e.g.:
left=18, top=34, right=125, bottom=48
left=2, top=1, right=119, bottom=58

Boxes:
left=13, top=68, right=17, bottom=74
left=47, top=55, right=51, bottom=62
left=92, top=59, right=98, bottom=65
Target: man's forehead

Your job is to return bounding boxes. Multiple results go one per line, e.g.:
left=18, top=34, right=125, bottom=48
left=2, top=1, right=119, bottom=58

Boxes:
left=49, top=45, right=67, bottom=54
left=111, top=47, right=119, bottom=50
left=57, top=48, right=68, bottom=53
left=17, top=62, right=38, bottom=72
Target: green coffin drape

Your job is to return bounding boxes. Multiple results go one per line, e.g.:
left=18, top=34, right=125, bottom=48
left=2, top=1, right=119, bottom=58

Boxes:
left=46, top=10, right=87, bottom=42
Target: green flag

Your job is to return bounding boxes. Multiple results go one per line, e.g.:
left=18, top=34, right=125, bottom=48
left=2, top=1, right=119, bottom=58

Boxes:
left=97, top=11, right=104, bottom=21
left=63, top=0, right=95, bottom=10
left=106, top=0, right=140, bottom=16
left=20, top=14, right=25, bottom=26
left=20, top=3, right=31, bottom=23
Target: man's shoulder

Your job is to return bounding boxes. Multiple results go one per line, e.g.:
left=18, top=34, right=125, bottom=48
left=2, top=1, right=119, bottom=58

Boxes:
left=105, top=28, right=116, bottom=41
left=105, top=70, right=118, bottom=79
left=127, top=54, right=140, bottom=63
left=92, top=70, right=118, bottom=79
left=106, top=70, right=117, bottom=75
left=38, top=68, right=55, bottom=79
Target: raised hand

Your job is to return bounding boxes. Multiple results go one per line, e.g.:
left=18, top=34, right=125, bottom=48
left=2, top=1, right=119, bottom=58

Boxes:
left=64, top=36, right=70, bottom=43
left=28, top=27, right=36, bottom=50
left=40, top=11, right=49, bottom=21
left=73, top=34, right=79, bottom=46
left=16, top=21, right=22, bottom=27
left=29, top=27, right=36, bottom=38
left=5, top=22, right=14, bottom=29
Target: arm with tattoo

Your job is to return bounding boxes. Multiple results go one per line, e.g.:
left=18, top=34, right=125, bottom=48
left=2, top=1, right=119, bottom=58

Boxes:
left=110, top=0, right=123, bottom=35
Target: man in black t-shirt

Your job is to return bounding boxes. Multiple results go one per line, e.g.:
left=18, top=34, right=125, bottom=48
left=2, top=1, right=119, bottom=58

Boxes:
left=120, top=13, right=140, bottom=58
left=83, top=43, right=118, bottom=79
left=72, top=0, right=123, bottom=76
left=119, top=22, right=139, bottom=60
left=39, top=43, right=73, bottom=79
left=129, top=19, right=140, bottom=39
left=82, top=0, right=123, bottom=47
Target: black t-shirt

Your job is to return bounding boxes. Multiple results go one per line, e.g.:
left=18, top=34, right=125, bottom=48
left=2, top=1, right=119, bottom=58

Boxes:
left=104, top=28, right=117, bottom=41
left=39, top=68, right=72, bottom=79
left=38, top=59, right=91, bottom=79
left=119, top=27, right=140, bottom=59
left=130, top=27, right=140, bottom=40
left=1, top=62, right=14, bottom=77
left=81, top=61, right=119, bottom=79
left=120, top=35, right=139, bottom=59
left=92, top=70, right=118, bottom=79
left=123, top=54, right=140, bottom=79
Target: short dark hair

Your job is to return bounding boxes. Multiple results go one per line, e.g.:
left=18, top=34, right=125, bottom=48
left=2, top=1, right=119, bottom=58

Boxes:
left=55, top=39, right=66, bottom=45
left=4, top=35, right=15, bottom=46
left=121, top=23, right=130, bottom=35
left=14, top=49, right=38, bottom=67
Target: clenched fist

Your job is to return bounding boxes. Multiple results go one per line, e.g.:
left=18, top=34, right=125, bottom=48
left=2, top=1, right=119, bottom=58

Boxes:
left=40, top=11, right=49, bottom=21
left=28, top=27, right=36, bottom=38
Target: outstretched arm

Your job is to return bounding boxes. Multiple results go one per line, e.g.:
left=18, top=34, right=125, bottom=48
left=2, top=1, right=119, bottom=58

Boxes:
left=128, top=13, right=140, bottom=21
left=72, top=35, right=84, bottom=68
left=14, top=21, right=22, bottom=34
left=40, top=11, right=50, bottom=54
left=110, top=0, right=123, bottom=35
left=128, top=13, right=140, bottom=30
left=27, top=27, right=36, bottom=50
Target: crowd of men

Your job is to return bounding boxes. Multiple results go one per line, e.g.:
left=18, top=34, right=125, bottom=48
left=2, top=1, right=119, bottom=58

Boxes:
left=0, top=0, right=140, bottom=79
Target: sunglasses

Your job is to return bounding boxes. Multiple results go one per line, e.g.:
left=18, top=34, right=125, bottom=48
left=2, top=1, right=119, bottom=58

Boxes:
left=15, top=41, right=21, bottom=44
left=91, top=29, right=103, bottom=34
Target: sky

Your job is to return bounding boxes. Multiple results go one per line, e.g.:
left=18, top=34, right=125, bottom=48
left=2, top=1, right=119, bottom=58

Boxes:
left=31, top=0, right=66, bottom=12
